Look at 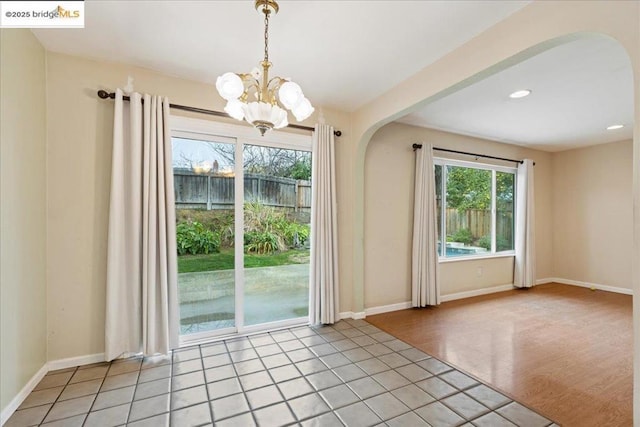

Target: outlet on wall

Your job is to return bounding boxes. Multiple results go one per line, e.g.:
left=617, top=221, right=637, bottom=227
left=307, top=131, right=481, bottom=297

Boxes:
left=477, top=266, right=483, bottom=277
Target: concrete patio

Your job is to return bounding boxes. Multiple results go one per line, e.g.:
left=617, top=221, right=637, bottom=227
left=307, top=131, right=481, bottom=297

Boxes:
left=178, top=264, right=310, bottom=334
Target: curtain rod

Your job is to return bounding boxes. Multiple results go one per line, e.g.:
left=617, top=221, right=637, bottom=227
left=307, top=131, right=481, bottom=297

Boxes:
left=412, top=144, right=529, bottom=165
left=97, top=90, right=342, bottom=137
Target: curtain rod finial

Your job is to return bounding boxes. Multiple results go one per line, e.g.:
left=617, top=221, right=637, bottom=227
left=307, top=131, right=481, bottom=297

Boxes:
left=412, top=143, right=423, bottom=150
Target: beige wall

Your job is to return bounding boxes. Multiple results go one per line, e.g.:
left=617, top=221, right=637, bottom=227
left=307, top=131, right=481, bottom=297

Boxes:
left=350, top=1, right=640, bottom=316
left=44, top=52, right=353, bottom=360
left=364, top=122, right=553, bottom=308
left=552, top=140, right=633, bottom=289
left=0, top=30, right=48, bottom=411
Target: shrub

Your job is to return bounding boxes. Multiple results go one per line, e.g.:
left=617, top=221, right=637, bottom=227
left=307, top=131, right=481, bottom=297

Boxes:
left=496, top=236, right=512, bottom=252
left=477, top=235, right=512, bottom=251
left=451, top=228, right=473, bottom=245
left=244, top=231, right=279, bottom=254
left=281, top=222, right=310, bottom=247
left=478, top=235, right=491, bottom=250
left=176, top=221, right=220, bottom=255
left=177, top=202, right=310, bottom=255
left=176, top=209, right=234, bottom=248
left=244, top=201, right=287, bottom=252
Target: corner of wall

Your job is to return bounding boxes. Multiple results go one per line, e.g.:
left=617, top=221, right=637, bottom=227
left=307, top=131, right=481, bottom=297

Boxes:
left=0, top=28, right=49, bottom=418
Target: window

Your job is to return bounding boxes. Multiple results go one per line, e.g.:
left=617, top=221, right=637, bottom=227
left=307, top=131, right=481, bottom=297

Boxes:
left=434, top=159, right=515, bottom=259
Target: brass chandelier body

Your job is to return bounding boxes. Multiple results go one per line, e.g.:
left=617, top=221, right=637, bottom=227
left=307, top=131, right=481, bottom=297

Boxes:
left=216, top=0, right=314, bottom=135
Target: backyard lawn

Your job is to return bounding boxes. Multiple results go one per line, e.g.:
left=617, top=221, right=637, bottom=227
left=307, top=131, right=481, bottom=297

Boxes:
left=178, top=248, right=310, bottom=273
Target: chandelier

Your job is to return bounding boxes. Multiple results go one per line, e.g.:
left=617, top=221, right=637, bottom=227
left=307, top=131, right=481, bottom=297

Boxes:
left=216, top=0, right=314, bottom=136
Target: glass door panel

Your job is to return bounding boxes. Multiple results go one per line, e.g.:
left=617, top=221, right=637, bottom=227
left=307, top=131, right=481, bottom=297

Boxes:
left=172, top=136, right=236, bottom=335
left=242, top=144, right=311, bottom=326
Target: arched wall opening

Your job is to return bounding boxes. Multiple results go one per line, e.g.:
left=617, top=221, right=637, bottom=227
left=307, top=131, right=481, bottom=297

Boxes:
left=362, top=32, right=634, bottom=308
left=346, top=4, right=639, bottom=417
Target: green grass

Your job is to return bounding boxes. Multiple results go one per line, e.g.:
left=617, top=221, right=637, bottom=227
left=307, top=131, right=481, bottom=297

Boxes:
left=178, top=248, right=310, bottom=273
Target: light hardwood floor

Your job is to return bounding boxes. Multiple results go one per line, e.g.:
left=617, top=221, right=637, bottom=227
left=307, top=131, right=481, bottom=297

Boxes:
left=367, top=283, right=632, bottom=427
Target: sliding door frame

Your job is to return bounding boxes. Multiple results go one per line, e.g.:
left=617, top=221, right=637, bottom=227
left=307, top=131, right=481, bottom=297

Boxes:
left=172, top=116, right=313, bottom=347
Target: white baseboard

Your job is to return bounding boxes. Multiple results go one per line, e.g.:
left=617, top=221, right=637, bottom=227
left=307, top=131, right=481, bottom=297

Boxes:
left=47, top=353, right=105, bottom=372
left=365, top=301, right=412, bottom=316
left=362, top=285, right=514, bottom=316
left=441, top=284, right=515, bottom=302
left=338, top=311, right=366, bottom=320
left=541, top=277, right=633, bottom=295
left=1, top=353, right=105, bottom=425
left=347, top=279, right=632, bottom=324
left=1, top=364, right=48, bottom=425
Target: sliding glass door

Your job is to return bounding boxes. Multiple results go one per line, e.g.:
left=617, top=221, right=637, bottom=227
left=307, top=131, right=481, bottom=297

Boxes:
left=172, top=135, right=237, bottom=336
left=171, top=120, right=312, bottom=342
left=243, top=143, right=311, bottom=327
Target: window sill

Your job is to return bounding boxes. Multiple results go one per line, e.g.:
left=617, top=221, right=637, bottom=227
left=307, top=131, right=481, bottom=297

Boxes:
left=438, top=252, right=515, bottom=264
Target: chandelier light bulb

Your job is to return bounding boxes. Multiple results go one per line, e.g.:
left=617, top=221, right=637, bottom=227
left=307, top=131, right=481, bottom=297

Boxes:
left=216, top=72, right=244, bottom=101
left=224, top=99, right=245, bottom=121
left=292, top=97, right=314, bottom=122
left=278, top=81, right=304, bottom=110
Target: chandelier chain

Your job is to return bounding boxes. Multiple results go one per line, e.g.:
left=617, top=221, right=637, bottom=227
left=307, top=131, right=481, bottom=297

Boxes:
left=263, top=8, right=270, bottom=64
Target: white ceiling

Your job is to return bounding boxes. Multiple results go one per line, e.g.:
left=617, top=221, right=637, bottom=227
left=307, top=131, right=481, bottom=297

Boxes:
left=398, top=36, right=634, bottom=152
left=31, top=1, right=634, bottom=152
left=32, top=0, right=529, bottom=112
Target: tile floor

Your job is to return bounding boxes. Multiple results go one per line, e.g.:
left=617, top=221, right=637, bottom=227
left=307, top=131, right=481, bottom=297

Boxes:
left=6, top=319, right=559, bottom=427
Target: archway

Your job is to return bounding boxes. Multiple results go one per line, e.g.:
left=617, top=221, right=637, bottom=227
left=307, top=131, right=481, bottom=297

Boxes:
left=345, top=0, right=639, bottom=419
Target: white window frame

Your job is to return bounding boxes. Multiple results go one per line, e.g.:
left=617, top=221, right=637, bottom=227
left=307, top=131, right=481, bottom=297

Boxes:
left=434, top=157, right=517, bottom=262
left=171, top=116, right=313, bottom=346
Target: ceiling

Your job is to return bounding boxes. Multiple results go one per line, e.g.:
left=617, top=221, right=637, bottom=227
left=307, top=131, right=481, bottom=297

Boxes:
left=32, top=1, right=529, bottom=112
left=32, top=1, right=634, bottom=152
left=398, top=36, right=634, bottom=152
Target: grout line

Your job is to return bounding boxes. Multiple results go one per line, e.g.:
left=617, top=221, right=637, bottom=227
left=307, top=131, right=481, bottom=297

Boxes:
left=80, top=363, right=114, bottom=427
left=247, top=328, right=300, bottom=423
left=196, top=344, right=216, bottom=425
left=35, top=366, right=79, bottom=426
left=216, top=335, right=259, bottom=425
left=123, top=357, right=144, bottom=425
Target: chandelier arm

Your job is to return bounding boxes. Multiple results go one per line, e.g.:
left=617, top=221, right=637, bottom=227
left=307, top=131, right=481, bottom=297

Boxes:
left=268, top=76, right=288, bottom=88
left=237, top=74, right=262, bottom=101
left=267, top=87, right=283, bottom=107
left=267, top=76, right=286, bottom=105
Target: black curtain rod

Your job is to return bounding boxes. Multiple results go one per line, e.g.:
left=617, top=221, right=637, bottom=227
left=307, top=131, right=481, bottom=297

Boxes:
left=412, top=144, right=528, bottom=165
left=97, top=90, right=342, bottom=137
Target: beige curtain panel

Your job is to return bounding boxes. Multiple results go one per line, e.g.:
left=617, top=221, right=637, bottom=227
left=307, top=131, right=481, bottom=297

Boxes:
left=514, top=159, right=536, bottom=288
left=105, top=89, right=179, bottom=361
left=310, top=124, right=340, bottom=324
left=412, top=143, right=440, bottom=307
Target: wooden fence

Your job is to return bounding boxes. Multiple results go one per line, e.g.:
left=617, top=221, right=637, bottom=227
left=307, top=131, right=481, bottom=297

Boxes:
left=174, top=171, right=311, bottom=212
left=445, top=208, right=513, bottom=242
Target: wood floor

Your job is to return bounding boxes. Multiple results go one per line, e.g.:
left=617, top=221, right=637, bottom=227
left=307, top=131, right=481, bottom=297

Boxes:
left=367, top=283, right=632, bottom=427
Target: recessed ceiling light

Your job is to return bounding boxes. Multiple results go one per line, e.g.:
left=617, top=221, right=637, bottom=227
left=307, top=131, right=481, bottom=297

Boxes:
left=606, top=124, right=624, bottom=130
left=509, top=89, right=531, bottom=99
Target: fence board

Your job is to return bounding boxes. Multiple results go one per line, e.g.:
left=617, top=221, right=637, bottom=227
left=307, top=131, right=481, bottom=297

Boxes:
left=174, top=171, right=311, bottom=212
left=445, top=208, right=513, bottom=243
